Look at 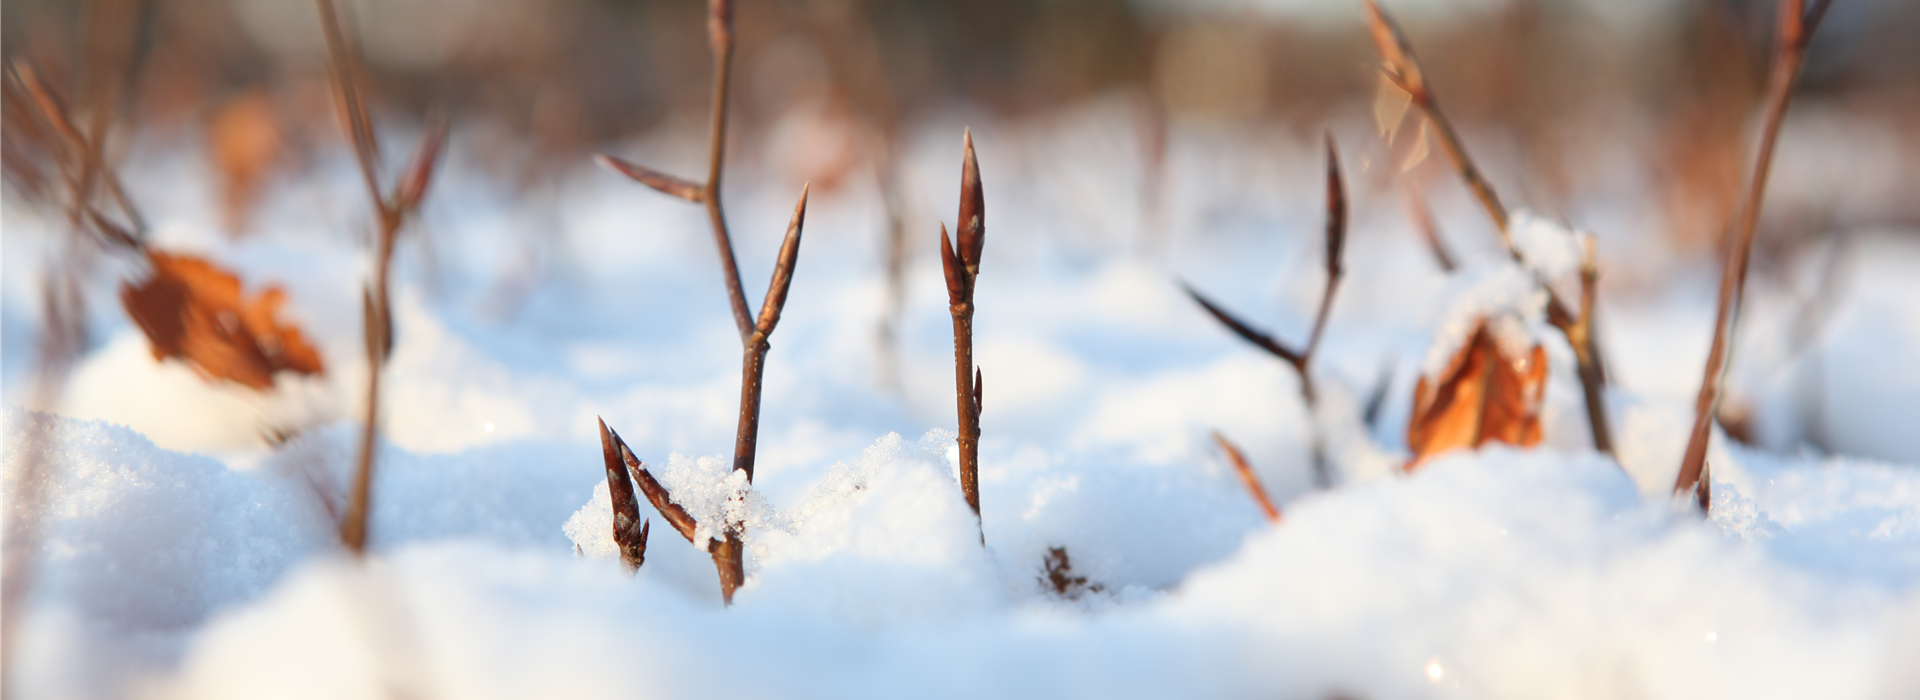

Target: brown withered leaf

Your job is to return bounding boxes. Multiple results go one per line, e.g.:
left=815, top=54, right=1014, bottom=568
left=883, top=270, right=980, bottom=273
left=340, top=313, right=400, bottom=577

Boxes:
left=1405, top=320, right=1547, bottom=471
left=121, top=251, right=325, bottom=390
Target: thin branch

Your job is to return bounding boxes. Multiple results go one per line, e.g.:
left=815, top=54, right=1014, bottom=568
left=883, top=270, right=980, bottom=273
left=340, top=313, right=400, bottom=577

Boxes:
left=314, top=0, right=384, bottom=212
left=322, top=0, right=447, bottom=554
left=607, top=426, right=700, bottom=544
left=595, top=154, right=703, bottom=203
left=732, top=186, right=809, bottom=482
left=9, top=61, right=146, bottom=249
left=1401, top=181, right=1457, bottom=272
left=1301, top=134, right=1348, bottom=382
left=943, top=130, right=986, bottom=534
left=1675, top=0, right=1831, bottom=510
left=703, top=0, right=751, bottom=340
left=1180, top=283, right=1305, bottom=367
left=592, top=0, right=808, bottom=606
left=1213, top=431, right=1281, bottom=522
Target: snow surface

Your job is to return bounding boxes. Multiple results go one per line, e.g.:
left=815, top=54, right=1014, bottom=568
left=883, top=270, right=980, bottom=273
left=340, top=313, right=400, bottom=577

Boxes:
left=6, top=101, right=1920, bottom=698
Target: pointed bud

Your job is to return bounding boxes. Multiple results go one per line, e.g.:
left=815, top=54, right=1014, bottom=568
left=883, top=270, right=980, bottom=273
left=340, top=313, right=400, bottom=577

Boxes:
left=957, top=129, right=985, bottom=271
left=973, top=366, right=983, bottom=416
left=1323, top=133, right=1347, bottom=281
left=599, top=418, right=646, bottom=573
left=756, top=184, right=808, bottom=336
left=939, top=223, right=965, bottom=306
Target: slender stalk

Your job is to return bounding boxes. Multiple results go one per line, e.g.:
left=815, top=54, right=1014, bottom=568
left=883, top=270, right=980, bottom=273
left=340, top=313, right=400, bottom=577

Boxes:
left=1213, top=431, right=1281, bottom=522
left=941, top=131, right=986, bottom=531
left=1401, top=181, right=1457, bottom=273
left=703, top=0, right=751, bottom=341
left=1566, top=237, right=1613, bottom=453
left=1675, top=0, right=1832, bottom=510
left=319, top=0, right=445, bottom=554
left=1362, top=0, right=1615, bottom=454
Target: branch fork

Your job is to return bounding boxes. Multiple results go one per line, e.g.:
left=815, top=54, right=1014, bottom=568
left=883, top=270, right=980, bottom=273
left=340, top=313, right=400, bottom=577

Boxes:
left=314, top=0, right=449, bottom=555
left=1183, top=135, right=1347, bottom=488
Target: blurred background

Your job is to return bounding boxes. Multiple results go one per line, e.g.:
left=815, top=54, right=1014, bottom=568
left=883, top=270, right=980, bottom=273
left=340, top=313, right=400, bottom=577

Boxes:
left=6, top=0, right=1920, bottom=464
left=6, top=0, right=1918, bottom=248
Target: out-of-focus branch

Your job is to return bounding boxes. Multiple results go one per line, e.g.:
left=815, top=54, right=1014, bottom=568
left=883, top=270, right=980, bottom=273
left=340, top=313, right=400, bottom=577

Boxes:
left=1675, top=0, right=1833, bottom=512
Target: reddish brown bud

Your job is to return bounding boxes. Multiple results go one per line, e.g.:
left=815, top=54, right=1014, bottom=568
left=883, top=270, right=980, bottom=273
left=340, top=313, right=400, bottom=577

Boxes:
left=939, top=223, right=965, bottom=305
left=1323, top=133, right=1347, bottom=281
left=957, top=129, right=984, bottom=271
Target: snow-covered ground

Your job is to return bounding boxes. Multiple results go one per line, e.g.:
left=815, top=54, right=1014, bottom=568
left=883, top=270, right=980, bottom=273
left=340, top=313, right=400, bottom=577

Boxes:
left=5, top=100, right=1920, bottom=698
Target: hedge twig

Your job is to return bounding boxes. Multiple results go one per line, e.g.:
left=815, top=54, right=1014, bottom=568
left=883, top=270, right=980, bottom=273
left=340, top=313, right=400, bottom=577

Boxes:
left=597, top=0, right=809, bottom=606
left=1675, top=0, right=1833, bottom=512
left=318, top=0, right=449, bottom=554
left=940, top=130, right=986, bottom=535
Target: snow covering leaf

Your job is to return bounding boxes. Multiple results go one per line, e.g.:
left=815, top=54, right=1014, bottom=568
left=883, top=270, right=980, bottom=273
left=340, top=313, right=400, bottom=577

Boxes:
left=1406, top=319, right=1547, bottom=470
left=119, top=251, right=324, bottom=390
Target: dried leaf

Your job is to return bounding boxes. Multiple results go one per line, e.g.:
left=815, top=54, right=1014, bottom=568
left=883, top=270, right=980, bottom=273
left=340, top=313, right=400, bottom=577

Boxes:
left=120, top=251, right=325, bottom=390
left=1405, top=320, right=1547, bottom=470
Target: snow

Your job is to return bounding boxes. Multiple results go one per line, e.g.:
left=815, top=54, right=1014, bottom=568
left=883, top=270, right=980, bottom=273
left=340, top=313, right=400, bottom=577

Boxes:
left=6, top=100, right=1920, bottom=698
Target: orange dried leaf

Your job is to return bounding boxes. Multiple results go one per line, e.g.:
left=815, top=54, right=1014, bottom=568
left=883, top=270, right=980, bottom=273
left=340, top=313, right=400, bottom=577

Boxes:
left=120, top=251, right=325, bottom=390
left=1405, top=320, right=1547, bottom=471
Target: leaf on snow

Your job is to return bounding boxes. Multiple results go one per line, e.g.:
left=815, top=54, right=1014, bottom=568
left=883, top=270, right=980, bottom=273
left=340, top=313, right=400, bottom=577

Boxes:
left=120, top=251, right=325, bottom=390
left=1405, top=319, right=1547, bottom=471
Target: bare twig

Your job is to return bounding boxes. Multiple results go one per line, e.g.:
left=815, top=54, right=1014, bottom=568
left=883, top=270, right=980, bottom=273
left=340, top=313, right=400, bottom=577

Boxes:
left=1401, top=181, right=1457, bottom=273
left=7, top=61, right=146, bottom=250
left=319, top=0, right=449, bottom=554
left=940, top=130, right=986, bottom=534
left=1213, top=431, right=1281, bottom=522
left=1361, top=0, right=1615, bottom=454
left=597, top=0, right=812, bottom=606
left=733, top=186, right=810, bottom=482
left=1181, top=136, right=1347, bottom=487
left=1675, top=0, right=1833, bottom=512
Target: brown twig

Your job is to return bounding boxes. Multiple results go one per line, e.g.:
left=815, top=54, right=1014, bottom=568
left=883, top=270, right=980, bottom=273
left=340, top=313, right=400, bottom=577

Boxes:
left=1181, top=136, right=1347, bottom=487
left=596, top=0, right=811, bottom=606
left=7, top=61, right=146, bottom=250
left=1361, top=0, right=1616, bottom=455
left=1675, top=0, right=1832, bottom=512
left=1213, top=431, right=1281, bottom=522
left=940, top=130, right=986, bottom=535
left=1400, top=181, right=1457, bottom=273
left=319, top=0, right=449, bottom=554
